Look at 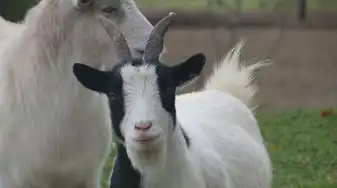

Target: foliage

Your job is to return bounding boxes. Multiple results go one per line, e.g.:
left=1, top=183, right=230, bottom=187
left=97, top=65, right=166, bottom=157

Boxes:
left=1, top=0, right=337, bottom=21
left=0, top=0, right=37, bottom=21
left=136, top=0, right=337, bottom=12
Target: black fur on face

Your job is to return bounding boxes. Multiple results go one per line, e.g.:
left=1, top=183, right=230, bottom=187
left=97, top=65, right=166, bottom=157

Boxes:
left=110, top=143, right=141, bottom=188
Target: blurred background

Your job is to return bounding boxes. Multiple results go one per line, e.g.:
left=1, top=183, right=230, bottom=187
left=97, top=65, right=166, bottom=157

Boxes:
left=1, top=0, right=336, bottom=111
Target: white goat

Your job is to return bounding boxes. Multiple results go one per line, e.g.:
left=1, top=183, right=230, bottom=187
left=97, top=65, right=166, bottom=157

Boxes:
left=0, top=0, right=154, bottom=187
left=73, top=13, right=273, bottom=188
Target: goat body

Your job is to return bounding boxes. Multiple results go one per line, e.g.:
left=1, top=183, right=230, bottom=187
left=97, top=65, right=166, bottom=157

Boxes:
left=109, top=42, right=272, bottom=188
left=0, top=17, right=22, bottom=44
left=166, top=43, right=272, bottom=188
left=0, top=0, right=153, bottom=187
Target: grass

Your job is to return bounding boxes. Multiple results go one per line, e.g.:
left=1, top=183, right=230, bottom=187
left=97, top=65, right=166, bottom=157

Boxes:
left=102, top=108, right=337, bottom=188
left=258, top=108, right=337, bottom=188
left=136, top=0, right=337, bottom=12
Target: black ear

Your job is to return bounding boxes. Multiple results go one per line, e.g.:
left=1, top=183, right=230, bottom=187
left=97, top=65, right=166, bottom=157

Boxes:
left=170, top=53, right=206, bottom=87
left=73, top=63, right=109, bottom=94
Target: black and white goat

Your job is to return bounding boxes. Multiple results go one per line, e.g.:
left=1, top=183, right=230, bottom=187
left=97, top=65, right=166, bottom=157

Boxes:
left=73, top=13, right=272, bottom=188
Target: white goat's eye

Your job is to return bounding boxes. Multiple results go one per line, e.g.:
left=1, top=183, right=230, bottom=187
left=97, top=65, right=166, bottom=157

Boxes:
left=102, top=6, right=118, bottom=14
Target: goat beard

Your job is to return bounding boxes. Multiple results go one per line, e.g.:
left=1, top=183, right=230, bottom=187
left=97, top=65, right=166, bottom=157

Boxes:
left=127, top=143, right=167, bottom=175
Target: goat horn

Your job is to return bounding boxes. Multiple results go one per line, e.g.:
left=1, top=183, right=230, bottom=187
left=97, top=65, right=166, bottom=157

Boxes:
left=99, top=16, right=132, bottom=63
left=143, top=12, right=176, bottom=63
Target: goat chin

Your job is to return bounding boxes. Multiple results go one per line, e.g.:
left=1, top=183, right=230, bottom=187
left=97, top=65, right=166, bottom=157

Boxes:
left=0, top=0, right=153, bottom=187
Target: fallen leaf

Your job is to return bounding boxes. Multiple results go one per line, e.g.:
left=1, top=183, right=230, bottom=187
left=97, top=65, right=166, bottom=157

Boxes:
left=320, top=109, right=333, bottom=118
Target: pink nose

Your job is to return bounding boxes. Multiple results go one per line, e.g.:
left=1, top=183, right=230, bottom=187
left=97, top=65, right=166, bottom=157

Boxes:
left=134, top=121, right=152, bottom=131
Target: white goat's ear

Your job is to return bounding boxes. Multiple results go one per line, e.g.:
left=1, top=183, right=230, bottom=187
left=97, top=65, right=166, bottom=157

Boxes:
left=73, top=63, right=109, bottom=94
left=170, top=53, right=206, bottom=88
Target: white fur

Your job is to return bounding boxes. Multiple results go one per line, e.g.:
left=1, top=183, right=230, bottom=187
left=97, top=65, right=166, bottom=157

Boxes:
left=0, top=17, right=22, bottom=44
left=121, top=42, right=272, bottom=188
left=204, top=40, right=271, bottom=109
left=0, top=0, right=153, bottom=187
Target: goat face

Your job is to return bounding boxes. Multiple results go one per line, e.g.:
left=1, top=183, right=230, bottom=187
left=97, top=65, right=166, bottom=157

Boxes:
left=73, top=56, right=205, bottom=171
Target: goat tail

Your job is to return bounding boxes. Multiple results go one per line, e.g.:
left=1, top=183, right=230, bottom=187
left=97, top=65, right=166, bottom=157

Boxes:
left=203, top=40, right=271, bottom=109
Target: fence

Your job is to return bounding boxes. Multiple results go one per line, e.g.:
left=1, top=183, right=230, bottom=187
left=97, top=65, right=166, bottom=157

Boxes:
left=1, top=0, right=337, bottom=110
left=141, top=0, right=337, bottom=110
left=1, top=0, right=336, bottom=22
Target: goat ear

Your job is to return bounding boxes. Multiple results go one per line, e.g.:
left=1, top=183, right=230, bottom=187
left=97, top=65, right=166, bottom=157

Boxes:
left=170, top=53, right=206, bottom=87
left=73, top=63, right=109, bottom=94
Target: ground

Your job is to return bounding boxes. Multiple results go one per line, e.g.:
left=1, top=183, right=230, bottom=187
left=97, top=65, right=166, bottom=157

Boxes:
left=258, top=109, right=337, bottom=188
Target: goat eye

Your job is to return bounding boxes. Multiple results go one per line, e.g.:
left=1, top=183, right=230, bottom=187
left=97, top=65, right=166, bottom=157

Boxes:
left=101, top=6, right=118, bottom=14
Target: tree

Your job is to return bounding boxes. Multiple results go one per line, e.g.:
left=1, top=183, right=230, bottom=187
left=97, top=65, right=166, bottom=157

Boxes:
left=0, top=0, right=37, bottom=22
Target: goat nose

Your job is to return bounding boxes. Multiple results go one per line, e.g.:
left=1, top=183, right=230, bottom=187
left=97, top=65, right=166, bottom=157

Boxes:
left=134, top=121, right=152, bottom=131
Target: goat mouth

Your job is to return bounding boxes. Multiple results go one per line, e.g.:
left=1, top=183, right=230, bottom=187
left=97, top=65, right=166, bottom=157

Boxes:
left=133, top=135, right=160, bottom=144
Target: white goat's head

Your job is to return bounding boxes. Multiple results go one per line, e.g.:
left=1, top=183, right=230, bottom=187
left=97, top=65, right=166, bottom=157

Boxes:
left=73, top=13, right=206, bottom=172
left=30, top=0, right=153, bottom=59
left=99, top=0, right=154, bottom=58
left=76, top=0, right=155, bottom=58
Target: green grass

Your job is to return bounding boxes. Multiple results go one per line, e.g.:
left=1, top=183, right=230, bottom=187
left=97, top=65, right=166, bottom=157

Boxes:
left=258, top=109, right=337, bottom=188
left=136, top=0, right=337, bottom=12
left=102, top=108, right=337, bottom=188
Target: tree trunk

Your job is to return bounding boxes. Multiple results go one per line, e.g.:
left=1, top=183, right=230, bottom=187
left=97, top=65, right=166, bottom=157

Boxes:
left=298, top=0, right=307, bottom=22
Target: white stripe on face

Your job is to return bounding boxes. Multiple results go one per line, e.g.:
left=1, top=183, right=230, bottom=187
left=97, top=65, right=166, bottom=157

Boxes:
left=119, top=64, right=173, bottom=142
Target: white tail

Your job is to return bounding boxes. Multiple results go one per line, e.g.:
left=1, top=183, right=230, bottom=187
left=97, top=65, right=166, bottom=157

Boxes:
left=204, top=40, right=271, bottom=109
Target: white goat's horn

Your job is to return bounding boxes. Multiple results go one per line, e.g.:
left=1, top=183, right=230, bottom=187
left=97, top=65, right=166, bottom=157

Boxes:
left=99, top=16, right=132, bottom=63
left=143, top=12, right=176, bottom=63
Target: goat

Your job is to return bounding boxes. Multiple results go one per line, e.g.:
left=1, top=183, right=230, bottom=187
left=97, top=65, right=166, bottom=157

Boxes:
left=73, top=13, right=273, bottom=188
left=0, top=0, right=154, bottom=187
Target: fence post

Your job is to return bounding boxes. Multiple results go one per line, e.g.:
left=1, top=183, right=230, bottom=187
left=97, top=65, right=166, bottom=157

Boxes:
left=298, top=0, right=307, bottom=22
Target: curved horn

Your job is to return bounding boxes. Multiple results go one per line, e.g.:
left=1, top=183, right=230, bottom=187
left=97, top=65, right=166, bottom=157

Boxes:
left=99, top=16, right=132, bottom=63
left=143, top=12, right=176, bottom=63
